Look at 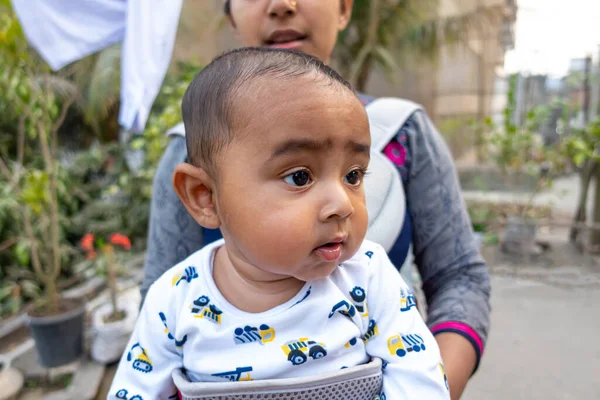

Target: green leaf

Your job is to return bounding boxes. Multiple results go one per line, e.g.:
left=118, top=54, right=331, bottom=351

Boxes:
left=573, top=153, right=586, bottom=167
left=14, top=241, right=30, bottom=266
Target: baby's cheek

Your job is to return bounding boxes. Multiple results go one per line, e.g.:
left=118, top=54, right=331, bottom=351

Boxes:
left=254, top=214, right=314, bottom=259
left=352, top=201, right=369, bottom=236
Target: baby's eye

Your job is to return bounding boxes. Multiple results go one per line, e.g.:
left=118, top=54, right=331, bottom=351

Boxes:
left=283, top=170, right=312, bottom=187
left=344, top=169, right=364, bottom=186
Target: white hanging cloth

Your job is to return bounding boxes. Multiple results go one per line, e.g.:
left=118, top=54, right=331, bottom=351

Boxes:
left=10, top=0, right=184, bottom=132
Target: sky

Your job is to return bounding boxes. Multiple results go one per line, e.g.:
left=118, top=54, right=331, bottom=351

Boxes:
left=504, top=0, right=600, bottom=77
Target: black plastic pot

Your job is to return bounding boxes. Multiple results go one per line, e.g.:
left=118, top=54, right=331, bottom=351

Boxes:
left=27, top=299, right=86, bottom=368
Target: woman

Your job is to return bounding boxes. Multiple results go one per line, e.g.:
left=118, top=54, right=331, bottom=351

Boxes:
left=142, top=1, right=490, bottom=399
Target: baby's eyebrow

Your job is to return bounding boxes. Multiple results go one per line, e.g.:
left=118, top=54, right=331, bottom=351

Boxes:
left=270, top=138, right=332, bottom=159
left=270, top=138, right=370, bottom=160
left=346, top=141, right=370, bottom=155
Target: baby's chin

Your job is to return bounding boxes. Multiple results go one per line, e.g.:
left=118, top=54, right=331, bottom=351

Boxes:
left=295, top=256, right=354, bottom=282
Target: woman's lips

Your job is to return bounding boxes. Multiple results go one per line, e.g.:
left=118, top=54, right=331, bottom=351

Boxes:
left=265, top=30, right=307, bottom=50
left=268, top=39, right=305, bottom=50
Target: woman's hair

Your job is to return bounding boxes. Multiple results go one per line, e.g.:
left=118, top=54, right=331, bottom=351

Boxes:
left=224, top=0, right=231, bottom=16
left=181, top=47, right=355, bottom=175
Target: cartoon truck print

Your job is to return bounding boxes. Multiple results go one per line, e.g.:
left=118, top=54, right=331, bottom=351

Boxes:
left=212, top=366, right=253, bottom=382
left=159, top=312, right=188, bottom=348
left=191, top=295, right=223, bottom=324
left=126, top=343, right=152, bottom=373
left=115, top=389, right=143, bottom=400
left=349, top=286, right=368, bottom=316
left=439, top=362, right=449, bottom=390
left=387, top=333, right=426, bottom=357
left=363, top=319, right=379, bottom=344
left=399, top=287, right=416, bottom=312
left=282, top=338, right=327, bottom=365
left=328, top=300, right=356, bottom=319
left=234, top=324, right=275, bottom=345
left=171, top=266, right=198, bottom=286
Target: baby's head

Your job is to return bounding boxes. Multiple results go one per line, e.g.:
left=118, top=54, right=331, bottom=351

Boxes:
left=174, top=47, right=370, bottom=282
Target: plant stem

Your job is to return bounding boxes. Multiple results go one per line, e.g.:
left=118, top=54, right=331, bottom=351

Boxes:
left=570, top=160, right=596, bottom=242
left=348, top=0, right=382, bottom=88
left=590, top=166, right=600, bottom=247
left=45, top=276, right=59, bottom=312
left=355, top=54, right=373, bottom=93
left=38, top=121, right=61, bottom=312
left=521, top=176, right=544, bottom=218
left=105, top=247, right=120, bottom=318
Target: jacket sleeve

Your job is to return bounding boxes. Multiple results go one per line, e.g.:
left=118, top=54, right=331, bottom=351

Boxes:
left=363, top=245, right=450, bottom=400
left=402, top=111, right=491, bottom=369
left=140, top=136, right=204, bottom=305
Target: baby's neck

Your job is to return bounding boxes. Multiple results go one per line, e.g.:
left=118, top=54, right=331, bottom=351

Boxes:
left=212, top=246, right=305, bottom=313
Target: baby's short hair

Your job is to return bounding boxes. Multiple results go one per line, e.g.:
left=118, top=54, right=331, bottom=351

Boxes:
left=181, top=47, right=356, bottom=175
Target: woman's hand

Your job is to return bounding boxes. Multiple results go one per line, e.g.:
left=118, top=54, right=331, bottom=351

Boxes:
left=435, top=332, right=478, bottom=400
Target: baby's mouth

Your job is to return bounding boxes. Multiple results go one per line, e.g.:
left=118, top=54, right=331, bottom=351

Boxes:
left=313, top=238, right=346, bottom=262
left=319, top=242, right=340, bottom=249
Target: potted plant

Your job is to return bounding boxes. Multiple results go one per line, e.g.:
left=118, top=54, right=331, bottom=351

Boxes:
left=81, top=233, right=139, bottom=364
left=484, top=75, right=563, bottom=255
left=0, top=357, right=24, bottom=400
left=0, top=9, right=86, bottom=368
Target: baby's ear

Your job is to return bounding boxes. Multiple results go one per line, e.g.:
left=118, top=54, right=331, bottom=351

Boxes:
left=172, top=163, right=221, bottom=229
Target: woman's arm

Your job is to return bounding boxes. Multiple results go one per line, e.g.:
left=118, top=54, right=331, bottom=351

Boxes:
left=140, top=136, right=204, bottom=304
left=402, top=111, right=491, bottom=399
left=434, top=332, right=477, bottom=399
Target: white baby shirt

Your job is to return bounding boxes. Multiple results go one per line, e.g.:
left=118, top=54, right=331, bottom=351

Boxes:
left=108, top=239, right=450, bottom=400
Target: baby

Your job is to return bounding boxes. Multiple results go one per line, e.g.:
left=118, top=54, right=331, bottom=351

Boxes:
left=108, top=47, right=449, bottom=400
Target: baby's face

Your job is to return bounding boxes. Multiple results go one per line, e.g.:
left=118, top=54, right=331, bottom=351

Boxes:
left=213, top=78, right=370, bottom=282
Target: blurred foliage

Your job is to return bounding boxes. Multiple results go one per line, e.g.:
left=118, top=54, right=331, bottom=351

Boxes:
left=481, top=75, right=566, bottom=176
left=336, top=0, right=501, bottom=91
left=0, top=2, right=202, bottom=317
left=562, top=118, right=600, bottom=168
left=467, top=74, right=570, bottom=220
left=0, top=1, right=75, bottom=313
left=73, top=60, right=202, bottom=248
left=437, top=117, right=476, bottom=161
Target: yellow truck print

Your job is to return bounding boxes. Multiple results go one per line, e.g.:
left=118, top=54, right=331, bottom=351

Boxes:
left=387, top=333, right=426, bottom=357
left=126, top=343, right=152, bottom=373
left=159, top=312, right=188, bottom=348
left=171, top=266, right=198, bottom=287
left=282, top=337, right=327, bottom=365
left=234, top=324, right=275, bottom=345
left=349, top=286, right=368, bottom=317
left=191, top=295, right=223, bottom=324
left=363, top=319, right=379, bottom=344
left=328, top=300, right=356, bottom=319
left=212, top=366, right=253, bottom=382
left=399, top=287, right=417, bottom=312
left=439, top=362, right=449, bottom=390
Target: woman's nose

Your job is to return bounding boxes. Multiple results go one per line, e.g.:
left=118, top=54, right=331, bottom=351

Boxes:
left=267, top=0, right=297, bottom=19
